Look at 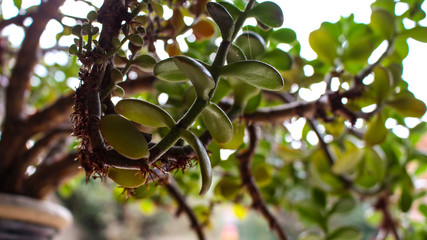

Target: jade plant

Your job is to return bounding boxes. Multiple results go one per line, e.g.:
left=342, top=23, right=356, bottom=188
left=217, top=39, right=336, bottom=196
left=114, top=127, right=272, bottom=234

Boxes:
left=1, top=0, right=427, bottom=239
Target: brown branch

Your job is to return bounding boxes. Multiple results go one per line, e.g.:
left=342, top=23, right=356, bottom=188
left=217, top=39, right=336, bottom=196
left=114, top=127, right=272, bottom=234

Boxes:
left=22, top=153, right=81, bottom=199
left=375, top=193, right=401, bottom=240
left=164, top=177, right=206, bottom=240
left=0, top=12, right=33, bottom=31
left=237, top=124, right=288, bottom=240
left=9, top=127, right=73, bottom=192
left=0, top=0, right=66, bottom=189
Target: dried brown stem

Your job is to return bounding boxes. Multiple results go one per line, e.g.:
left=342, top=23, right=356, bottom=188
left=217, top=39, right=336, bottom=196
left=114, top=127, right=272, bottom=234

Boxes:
left=237, top=124, right=288, bottom=240
left=165, top=178, right=206, bottom=240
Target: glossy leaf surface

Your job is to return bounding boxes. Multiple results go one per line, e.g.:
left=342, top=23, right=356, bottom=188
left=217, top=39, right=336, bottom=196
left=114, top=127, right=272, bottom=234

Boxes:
left=202, top=103, right=233, bottom=143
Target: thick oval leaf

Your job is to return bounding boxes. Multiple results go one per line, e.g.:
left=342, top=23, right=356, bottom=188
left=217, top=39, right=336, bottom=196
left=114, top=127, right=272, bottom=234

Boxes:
left=330, top=196, right=356, bottom=214
left=115, top=99, right=176, bottom=129
left=332, top=148, right=365, bottom=174
left=132, top=55, right=157, bottom=72
left=247, top=1, right=284, bottom=28
left=309, top=28, right=338, bottom=65
left=192, top=18, right=216, bottom=41
left=364, top=113, right=388, bottom=146
left=154, top=58, right=188, bottom=82
left=372, top=66, right=392, bottom=103
left=403, top=26, right=427, bottom=43
left=218, top=1, right=242, bottom=20
left=252, top=163, right=273, bottom=187
left=173, top=56, right=215, bottom=100
left=179, top=129, right=212, bottom=195
left=343, top=36, right=376, bottom=63
left=387, top=91, right=427, bottom=118
left=328, top=226, right=362, bottom=240
left=370, top=9, right=395, bottom=40
left=271, top=28, right=297, bottom=44
left=108, top=168, right=147, bottom=188
left=219, top=60, right=284, bottom=90
left=262, top=48, right=293, bottom=71
left=202, top=103, right=233, bottom=143
left=235, top=31, right=265, bottom=59
left=228, top=78, right=260, bottom=107
left=214, top=177, right=241, bottom=199
left=99, top=115, right=149, bottom=159
left=207, top=2, right=234, bottom=41
left=227, top=44, right=246, bottom=64
left=211, top=79, right=232, bottom=103
left=219, top=121, right=245, bottom=149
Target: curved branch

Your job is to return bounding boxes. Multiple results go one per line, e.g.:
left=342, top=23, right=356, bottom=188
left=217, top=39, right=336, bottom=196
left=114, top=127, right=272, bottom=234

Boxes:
left=22, top=153, right=81, bottom=199
left=237, top=124, right=288, bottom=240
left=165, top=178, right=206, bottom=240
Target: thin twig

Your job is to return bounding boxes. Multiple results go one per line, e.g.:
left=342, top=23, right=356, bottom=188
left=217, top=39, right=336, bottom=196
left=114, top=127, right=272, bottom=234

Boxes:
left=237, top=124, right=288, bottom=240
left=164, top=177, right=206, bottom=240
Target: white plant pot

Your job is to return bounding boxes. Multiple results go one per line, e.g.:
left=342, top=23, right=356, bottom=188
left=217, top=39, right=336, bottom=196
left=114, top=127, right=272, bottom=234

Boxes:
left=0, top=193, right=72, bottom=240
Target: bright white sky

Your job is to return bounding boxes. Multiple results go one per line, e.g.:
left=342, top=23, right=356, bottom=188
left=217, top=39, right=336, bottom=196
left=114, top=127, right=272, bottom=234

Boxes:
left=1, top=0, right=426, bottom=111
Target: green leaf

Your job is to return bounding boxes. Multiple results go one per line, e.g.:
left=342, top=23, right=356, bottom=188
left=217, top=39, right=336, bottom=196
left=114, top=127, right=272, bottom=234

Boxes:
left=364, top=113, right=388, bottom=146
left=219, top=60, right=284, bottom=90
left=252, top=163, right=273, bottom=187
left=132, top=55, right=157, bottom=72
left=202, top=103, right=233, bottom=143
left=115, top=99, right=176, bottom=129
left=309, top=28, right=338, bottom=65
left=228, top=79, right=260, bottom=107
left=154, top=58, right=188, bottom=82
left=327, top=226, right=362, bottom=240
left=179, top=129, right=212, bottom=195
left=173, top=56, right=215, bottom=100
left=387, top=91, right=427, bottom=118
left=13, top=0, right=22, bottom=9
left=214, top=176, right=241, bottom=199
left=330, top=196, right=356, bottom=214
left=227, top=44, right=246, bottom=64
left=371, top=0, right=395, bottom=13
left=403, top=26, right=427, bottom=43
left=219, top=121, right=245, bottom=149
left=99, top=115, right=149, bottom=159
left=235, top=32, right=266, bottom=59
left=270, top=28, right=297, bottom=44
left=400, top=187, right=413, bottom=212
left=218, top=1, right=242, bottom=20
left=332, top=148, right=365, bottom=174
left=370, top=9, right=395, bottom=40
left=262, top=48, right=293, bottom=71
left=108, top=168, right=147, bottom=188
left=372, top=66, right=392, bottom=103
left=295, top=200, right=325, bottom=226
left=247, top=1, right=284, bottom=28
left=211, top=79, right=232, bottom=103
left=207, top=2, right=235, bottom=41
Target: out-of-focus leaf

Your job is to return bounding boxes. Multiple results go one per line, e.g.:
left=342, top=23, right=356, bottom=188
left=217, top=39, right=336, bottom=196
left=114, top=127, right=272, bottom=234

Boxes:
left=400, top=187, right=413, bottom=212
left=13, top=0, right=22, bottom=9
left=252, top=163, right=273, bottom=187
left=371, top=66, right=392, bottom=103
left=370, top=9, right=395, bottom=40
left=388, top=91, right=427, bottom=118
left=295, top=200, right=325, bottom=227
left=214, top=176, right=241, bottom=199
left=262, top=48, right=292, bottom=71
left=271, top=28, right=297, bottom=44
left=403, top=26, right=427, bottom=43
left=219, top=121, right=245, bottom=149
left=211, top=79, right=232, bottom=103
left=309, top=28, right=338, bottom=65
left=330, top=195, right=356, bottom=214
left=364, top=113, right=388, bottom=146
left=332, top=148, right=365, bottom=174
left=192, top=18, right=216, bottom=41
left=327, top=226, right=362, bottom=240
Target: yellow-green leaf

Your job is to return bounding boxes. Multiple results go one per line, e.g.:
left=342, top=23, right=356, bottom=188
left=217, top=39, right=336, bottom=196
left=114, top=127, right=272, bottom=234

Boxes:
left=108, top=168, right=147, bottom=188
left=99, top=115, right=149, bottom=159
left=115, top=99, right=176, bottom=129
left=309, top=28, right=338, bottom=65
left=179, top=129, right=212, bottom=195
left=370, top=9, right=395, bottom=40
left=332, top=148, right=365, bottom=174
left=364, top=113, right=388, bottom=146
left=202, top=103, right=233, bottom=143
left=387, top=91, right=427, bottom=118
left=372, top=66, right=392, bottom=103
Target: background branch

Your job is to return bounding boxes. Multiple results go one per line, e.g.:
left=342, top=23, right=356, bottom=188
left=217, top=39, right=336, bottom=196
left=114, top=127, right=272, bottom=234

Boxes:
left=237, top=124, right=288, bottom=240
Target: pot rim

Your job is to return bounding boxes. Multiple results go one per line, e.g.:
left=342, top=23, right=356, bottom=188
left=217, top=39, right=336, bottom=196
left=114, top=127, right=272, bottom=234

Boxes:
left=0, top=193, right=72, bottom=230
